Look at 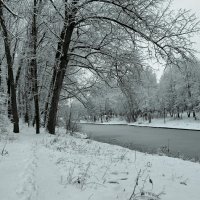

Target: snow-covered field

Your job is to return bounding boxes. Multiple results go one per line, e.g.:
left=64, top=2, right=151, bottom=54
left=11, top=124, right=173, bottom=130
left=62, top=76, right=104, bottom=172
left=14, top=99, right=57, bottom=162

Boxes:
left=81, top=115, right=200, bottom=130
left=0, top=126, right=200, bottom=200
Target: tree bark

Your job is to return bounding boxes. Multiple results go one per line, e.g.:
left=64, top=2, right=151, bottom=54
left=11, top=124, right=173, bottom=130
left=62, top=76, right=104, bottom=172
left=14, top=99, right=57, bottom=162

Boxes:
left=46, top=29, right=74, bottom=134
left=43, top=28, right=66, bottom=127
left=0, top=57, right=2, bottom=89
left=30, top=0, right=40, bottom=133
left=46, top=1, right=77, bottom=134
left=7, top=75, right=11, bottom=118
left=0, top=3, right=19, bottom=133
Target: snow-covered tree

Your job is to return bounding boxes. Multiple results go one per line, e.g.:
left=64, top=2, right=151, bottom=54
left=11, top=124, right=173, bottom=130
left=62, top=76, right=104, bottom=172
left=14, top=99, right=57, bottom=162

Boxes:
left=158, top=59, right=200, bottom=118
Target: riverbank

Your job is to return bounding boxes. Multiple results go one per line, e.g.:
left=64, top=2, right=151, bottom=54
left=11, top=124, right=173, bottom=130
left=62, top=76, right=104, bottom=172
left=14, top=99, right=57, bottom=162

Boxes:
left=80, top=115, right=200, bottom=131
left=0, top=126, right=200, bottom=200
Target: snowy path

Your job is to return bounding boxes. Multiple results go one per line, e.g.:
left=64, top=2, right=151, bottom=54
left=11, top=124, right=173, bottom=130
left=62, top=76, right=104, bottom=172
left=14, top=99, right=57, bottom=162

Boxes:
left=35, top=143, right=70, bottom=199
left=0, top=130, right=39, bottom=200
left=13, top=133, right=71, bottom=200
left=0, top=130, right=70, bottom=200
left=16, top=139, right=38, bottom=200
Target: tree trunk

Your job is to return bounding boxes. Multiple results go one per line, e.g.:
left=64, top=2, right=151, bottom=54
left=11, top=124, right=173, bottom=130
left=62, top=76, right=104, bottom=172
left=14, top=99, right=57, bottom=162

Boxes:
left=0, top=56, right=3, bottom=90
left=47, top=15, right=75, bottom=134
left=46, top=1, right=77, bottom=134
left=43, top=29, right=65, bottom=127
left=0, top=3, right=19, bottom=133
left=193, top=111, right=196, bottom=120
left=24, top=103, right=29, bottom=126
left=46, top=54, right=72, bottom=134
left=7, top=76, right=11, bottom=118
left=30, top=0, right=40, bottom=134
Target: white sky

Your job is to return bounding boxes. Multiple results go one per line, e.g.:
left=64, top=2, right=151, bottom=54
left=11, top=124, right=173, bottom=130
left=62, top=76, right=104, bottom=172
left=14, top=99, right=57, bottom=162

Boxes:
left=155, top=0, right=200, bottom=80
left=172, top=0, right=200, bottom=15
left=172, top=0, right=200, bottom=52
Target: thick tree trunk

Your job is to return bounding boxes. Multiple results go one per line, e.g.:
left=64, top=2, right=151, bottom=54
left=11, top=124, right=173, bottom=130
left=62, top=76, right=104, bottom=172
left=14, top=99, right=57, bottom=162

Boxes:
left=30, top=0, right=40, bottom=133
left=7, top=76, right=11, bottom=118
left=43, top=96, right=49, bottom=127
left=46, top=55, right=71, bottom=134
left=31, top=56, right=40, bottom=133
left=47, top=24, right=76, bottom=134
left=24, top=102, right=29, bottom=126
left=43, top=29, right=65, bottom=127
left=46, top=0, right=78, bottom=134
left=0, top=59, right=1, bottom=87
left=0, top=3, right=19, bottom=133
left=15, top=55, right=24, bottom=89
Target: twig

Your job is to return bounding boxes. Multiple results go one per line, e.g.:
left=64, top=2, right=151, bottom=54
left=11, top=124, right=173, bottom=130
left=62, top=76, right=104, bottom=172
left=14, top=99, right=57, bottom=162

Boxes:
left=1, top=138, right=8, bottom=156
left=129, top=169, right=141, bottom=200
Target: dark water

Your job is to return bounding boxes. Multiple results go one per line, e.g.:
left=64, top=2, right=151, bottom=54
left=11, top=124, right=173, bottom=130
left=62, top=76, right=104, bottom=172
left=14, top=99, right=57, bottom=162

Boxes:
left=81, top=124, right=200, bottom=161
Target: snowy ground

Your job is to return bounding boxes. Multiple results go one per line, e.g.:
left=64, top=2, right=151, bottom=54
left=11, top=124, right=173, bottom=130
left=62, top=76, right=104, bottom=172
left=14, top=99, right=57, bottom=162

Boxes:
left=0, top=125, right=200, bottom=200
left=80, top=114, right=200, bottom=130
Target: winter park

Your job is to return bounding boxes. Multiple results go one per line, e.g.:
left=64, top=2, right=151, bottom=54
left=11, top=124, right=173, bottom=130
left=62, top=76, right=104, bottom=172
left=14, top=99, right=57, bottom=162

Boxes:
left=1, top=0, right=200, bottom=200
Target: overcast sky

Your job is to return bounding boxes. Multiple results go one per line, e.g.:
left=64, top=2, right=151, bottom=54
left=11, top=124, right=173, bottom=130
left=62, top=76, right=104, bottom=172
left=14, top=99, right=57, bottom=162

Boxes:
left=172, top=0, right=200, bottom=15
left=172, top=0, right=200, bottom=52
left=155, top=0, right=200, bottom=80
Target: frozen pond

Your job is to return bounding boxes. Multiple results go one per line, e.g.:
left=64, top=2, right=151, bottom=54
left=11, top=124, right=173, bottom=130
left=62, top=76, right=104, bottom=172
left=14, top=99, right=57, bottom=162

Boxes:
left=82, top=124, right=200, bottom=161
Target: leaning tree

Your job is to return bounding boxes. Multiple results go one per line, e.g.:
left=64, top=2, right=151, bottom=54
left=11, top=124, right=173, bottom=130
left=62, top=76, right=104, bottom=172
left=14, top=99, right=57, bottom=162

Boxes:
left=42, top=0, right=200, bottom=134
